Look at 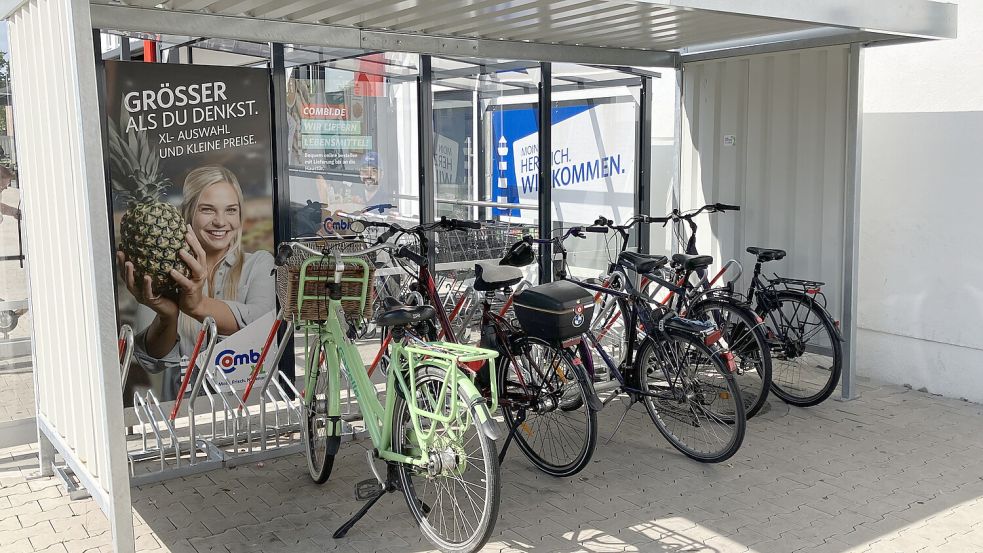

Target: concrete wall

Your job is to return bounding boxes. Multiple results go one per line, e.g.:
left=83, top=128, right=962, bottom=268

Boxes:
left=859, top=0, right=983, bottom=401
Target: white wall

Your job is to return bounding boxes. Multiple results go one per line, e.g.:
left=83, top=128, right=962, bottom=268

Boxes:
left=860, top=0, right=983, bottom=401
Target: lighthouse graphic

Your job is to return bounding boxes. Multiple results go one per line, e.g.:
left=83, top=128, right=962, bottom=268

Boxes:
left=496, top=135, right=509, bottom=204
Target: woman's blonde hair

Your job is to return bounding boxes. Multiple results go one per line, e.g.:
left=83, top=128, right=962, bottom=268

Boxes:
left=181, top=166, right=245, bottom=302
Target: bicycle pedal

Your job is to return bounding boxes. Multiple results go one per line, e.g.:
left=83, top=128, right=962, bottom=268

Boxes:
left=354, top=478, right=384, bottom=501
left=340, top=411, right=363, bottom=423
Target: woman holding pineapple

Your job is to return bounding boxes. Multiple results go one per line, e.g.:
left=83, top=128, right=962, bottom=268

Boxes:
left=120, top=165, right=275, bottom=392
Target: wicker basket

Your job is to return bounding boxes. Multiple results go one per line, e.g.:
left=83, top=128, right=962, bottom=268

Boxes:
left=275, top=239, right=376, bottom=323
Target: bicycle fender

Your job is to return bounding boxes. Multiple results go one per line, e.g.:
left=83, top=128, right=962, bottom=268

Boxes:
left=458, top=374, right=505, bottom=441
left=326, top=435, right=341, bottom=456
left=690, top=292, right=754, bottom=313
left=566, top=344, right=604, bottom=412
left=776, top=290, right=846, bottom=343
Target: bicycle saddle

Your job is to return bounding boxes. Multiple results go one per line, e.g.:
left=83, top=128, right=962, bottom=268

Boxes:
left=746, top=247, right=786, bottom=262
left=671, top=253, right=714, bottom=271
left=617, top=251, right=668, bottom=274
left=375, top=303, right=436, bottom=327
left=474, top=261, right=523, bottom=292
left=500, top=239, right=536, bottom=267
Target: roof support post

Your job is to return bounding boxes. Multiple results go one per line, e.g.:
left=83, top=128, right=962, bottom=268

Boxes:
left=418, top=55, right=437, bottom=264
left=637, top=76, right=653, bottom=253
left=537, top=62, right=553, bottom=284
left=839, top=43, right=864, bottom=401
left=670, top=66, right=683, bottom=255
left=270, top=43, right=297, bottom=384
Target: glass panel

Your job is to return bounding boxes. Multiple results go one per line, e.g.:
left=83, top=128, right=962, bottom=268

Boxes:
left=430, top=56, right=541, bottom=284
left=283, top=50, right=420, bottom=237
left=0, top=21, right=32, bottom=429
left=648, top=69, right=678, bottom=257
left=550, top=63, right=641, bottom=278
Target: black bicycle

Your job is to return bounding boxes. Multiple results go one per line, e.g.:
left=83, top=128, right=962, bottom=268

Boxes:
left=740, top=247, right=844, bottom=406
left=506, top=225, right=747, bottom=463
left=663, top=204, right=844, bottom=406
left=628, top=205, right=774, bottom=419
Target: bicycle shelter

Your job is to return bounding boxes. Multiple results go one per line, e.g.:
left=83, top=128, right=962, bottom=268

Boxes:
left=2, top=1, right=956, bottom=551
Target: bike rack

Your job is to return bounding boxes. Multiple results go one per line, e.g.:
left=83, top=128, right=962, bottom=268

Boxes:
left=114, top=315, right=307, bottom=487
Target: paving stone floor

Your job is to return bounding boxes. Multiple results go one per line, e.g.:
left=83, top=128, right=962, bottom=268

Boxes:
left=2, top=377, right=983, bottom=552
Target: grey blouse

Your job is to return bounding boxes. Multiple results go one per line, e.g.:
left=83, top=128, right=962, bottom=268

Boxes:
left=132, top=249, right=276, bottom=398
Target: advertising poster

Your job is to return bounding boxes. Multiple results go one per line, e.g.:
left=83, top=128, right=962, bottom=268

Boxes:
left=283, top=54, right=418, bottom=238
left=488, top=99, right=637, bottom=223
left=105, top=61, right=275, bottom=404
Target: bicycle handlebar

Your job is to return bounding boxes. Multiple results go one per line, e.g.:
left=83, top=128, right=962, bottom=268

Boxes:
left=666, top=202, right=742, bottom=222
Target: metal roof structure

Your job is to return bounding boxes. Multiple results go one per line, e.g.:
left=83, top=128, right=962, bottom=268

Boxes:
left=85, top=0, right=957, bottom=65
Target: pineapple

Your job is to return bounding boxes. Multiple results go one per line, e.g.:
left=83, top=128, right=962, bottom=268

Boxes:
left=108, top=120, right=189, bottom=295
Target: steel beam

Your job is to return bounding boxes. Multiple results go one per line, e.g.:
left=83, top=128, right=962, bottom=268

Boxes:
left=418, top=55, right=437, bottom=264
left=838, top=43, right=863, bottom=401
left=537, top=62, right=552, bottom=284
left=680, top=29, right=886, bottom=62
left=637, top=76, right=652, bottom=253
left=640, top=0, right=957, bottom=40
left=270, top=43, right=297, bottom=386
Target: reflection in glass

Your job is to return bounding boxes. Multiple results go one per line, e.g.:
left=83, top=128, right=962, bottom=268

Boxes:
left=283, top=49, right=421, bottom=238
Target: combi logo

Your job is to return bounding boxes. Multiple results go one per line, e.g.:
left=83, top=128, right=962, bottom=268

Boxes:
left=216, top=348, right=261, bottom=374
left=322, top=216, right=352, bottom=233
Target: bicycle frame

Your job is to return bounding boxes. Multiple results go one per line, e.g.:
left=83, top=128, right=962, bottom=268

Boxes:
left=303, top=278, right=495, bottom=470
left=568, top=274, right=707, bottom=400
left=368, top=260, right=523, bottom=374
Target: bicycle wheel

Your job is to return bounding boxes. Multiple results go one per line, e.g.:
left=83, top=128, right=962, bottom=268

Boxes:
left=688, top=299, right=772, bottom=419
left=761, top=291, right=842, bottom=406
left=303, top=339, right=335, bottom=484
left=634, top=331, right=746, bottom=463
left=499, top=337, right=597, bottom=477
left=393, top=365, right=500, bottom=553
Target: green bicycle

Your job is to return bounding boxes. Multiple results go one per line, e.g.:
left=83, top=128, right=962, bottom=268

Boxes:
left=275, top=240, right=503, bottom=553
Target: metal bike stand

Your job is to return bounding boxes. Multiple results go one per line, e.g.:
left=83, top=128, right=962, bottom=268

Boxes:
left=182, top=319, right=227, bottom=471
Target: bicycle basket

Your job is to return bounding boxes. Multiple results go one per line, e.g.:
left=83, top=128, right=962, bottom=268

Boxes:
left=275, top=239, right=376, bottom=323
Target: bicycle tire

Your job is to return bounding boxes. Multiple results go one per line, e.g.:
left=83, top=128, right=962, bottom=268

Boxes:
left=499, top=337, right=598, bottom=477
left=303, top=339, right=335, bottom=484
left=393, top=364, right=501, bottom=553
left=761, top=291, right=842, bottom=406
left=688, top=298, right=772, bottom=419
left=634, top=331, right=746, bottom=463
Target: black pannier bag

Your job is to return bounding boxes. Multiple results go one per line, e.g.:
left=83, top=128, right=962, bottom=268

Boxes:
left=513, top=280, right=594, bottom=344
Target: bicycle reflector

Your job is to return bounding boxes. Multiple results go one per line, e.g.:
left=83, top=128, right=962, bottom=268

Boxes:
left=806, top=288, right=822, bottom=295
left=720, top=350, right=737, bottom=373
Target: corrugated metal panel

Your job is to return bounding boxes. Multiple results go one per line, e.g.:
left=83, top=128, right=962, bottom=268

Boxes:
left=95, top=0, right=821, bottom=50
left=8, top=0, right=133, bottom=550
left=681, top=46, right=849, bottom=319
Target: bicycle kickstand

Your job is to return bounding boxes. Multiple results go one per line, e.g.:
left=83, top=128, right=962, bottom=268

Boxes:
left=605, top=396, right=637, bottom=445
left=334, top=459, right=398, bottom=539
left=498, top=408, right=527, bottom=464
left=334, top=453, right=430, bottom=539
